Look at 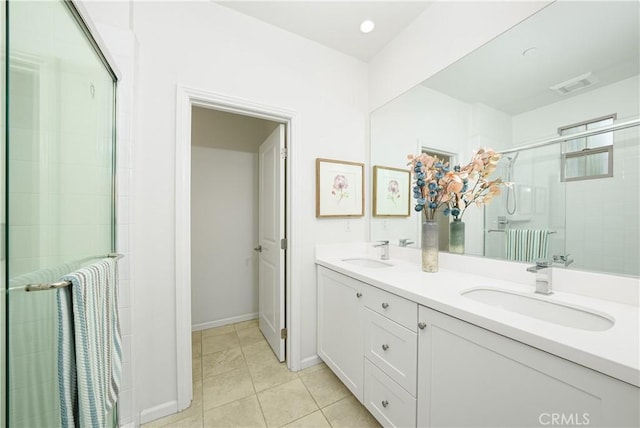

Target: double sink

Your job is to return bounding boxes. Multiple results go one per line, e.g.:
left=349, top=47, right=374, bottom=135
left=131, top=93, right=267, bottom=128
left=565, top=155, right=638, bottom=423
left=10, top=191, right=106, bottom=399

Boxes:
left=341, top=257, right=614, bottom=332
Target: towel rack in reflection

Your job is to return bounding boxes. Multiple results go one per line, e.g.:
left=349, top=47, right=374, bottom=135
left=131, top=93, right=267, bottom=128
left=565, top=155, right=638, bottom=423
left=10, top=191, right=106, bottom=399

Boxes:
left=25, top=253, right=124, bottom=292
left=487, top=229, right=556, bottom=234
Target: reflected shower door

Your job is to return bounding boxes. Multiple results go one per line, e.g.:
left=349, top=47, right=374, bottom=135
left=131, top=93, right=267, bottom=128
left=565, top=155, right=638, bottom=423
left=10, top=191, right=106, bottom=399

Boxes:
left=6, top=1, right=116, bottom=426
left=484, top=146, right=566, bottom=260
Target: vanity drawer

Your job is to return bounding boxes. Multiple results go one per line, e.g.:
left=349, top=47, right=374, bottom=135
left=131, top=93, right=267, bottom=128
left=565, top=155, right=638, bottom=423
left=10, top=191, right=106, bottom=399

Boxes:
left=364, top=308, right=417, bottom=395
left=364, top=285, right=417, bottom=331
left=364, top=358, right=417, bottom=428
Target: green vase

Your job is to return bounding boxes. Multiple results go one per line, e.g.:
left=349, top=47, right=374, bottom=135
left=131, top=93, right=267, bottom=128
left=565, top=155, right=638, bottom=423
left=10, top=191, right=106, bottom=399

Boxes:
left=421, top=220, right=439, bottom=272
left=449, top=219, right=465, bottom=254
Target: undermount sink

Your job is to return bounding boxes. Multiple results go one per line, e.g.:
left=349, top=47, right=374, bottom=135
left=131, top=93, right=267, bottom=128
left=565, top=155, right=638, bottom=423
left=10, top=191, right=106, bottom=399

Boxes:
left=341, top=258, right=393, bottom=269
left=462, top=288, right=614, bottom=331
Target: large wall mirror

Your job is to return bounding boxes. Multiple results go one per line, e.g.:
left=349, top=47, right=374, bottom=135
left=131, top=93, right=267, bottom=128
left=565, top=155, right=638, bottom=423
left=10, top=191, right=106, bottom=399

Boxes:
left=370, top=1, right=639, bottom=277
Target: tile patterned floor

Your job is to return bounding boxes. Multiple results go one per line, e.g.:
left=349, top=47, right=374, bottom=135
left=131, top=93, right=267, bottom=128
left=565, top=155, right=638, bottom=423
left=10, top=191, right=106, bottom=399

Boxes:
left=142, top=320, right=381, bottom=427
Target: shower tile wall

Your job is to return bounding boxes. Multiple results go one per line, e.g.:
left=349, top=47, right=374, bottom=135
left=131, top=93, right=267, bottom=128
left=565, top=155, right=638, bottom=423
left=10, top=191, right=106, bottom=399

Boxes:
left=565, top=127, right=640, bottom=276
left=7, top=1, right=118, bottom=426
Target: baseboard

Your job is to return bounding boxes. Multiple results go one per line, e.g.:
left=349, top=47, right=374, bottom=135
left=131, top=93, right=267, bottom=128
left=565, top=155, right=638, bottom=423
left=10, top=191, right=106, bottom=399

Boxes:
left=192, top=312, right=258, bottom=332
left=139, top=400, right=178, bottom=425
left=300, top=354, right=323, bottom=371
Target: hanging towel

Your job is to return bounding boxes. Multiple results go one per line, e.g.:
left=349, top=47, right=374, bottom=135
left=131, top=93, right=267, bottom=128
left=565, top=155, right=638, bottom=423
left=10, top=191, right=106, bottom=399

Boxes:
left=505, top=229, right=551, bottom=262
left=57, top=258, right=122, bottom=428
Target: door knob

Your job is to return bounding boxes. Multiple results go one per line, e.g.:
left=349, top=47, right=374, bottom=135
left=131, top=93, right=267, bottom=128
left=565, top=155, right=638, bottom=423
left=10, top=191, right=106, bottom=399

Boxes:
left=381, top=302, right=389, bottom=309
left=382, top=344, right=389, bottom=351
left=381, top=400, right=389, bottom=408
left=253, top=245, right=262, bottom=252
left=418, top=322, right=427, bottom=330
left=356, top=292, right=363, bottom=298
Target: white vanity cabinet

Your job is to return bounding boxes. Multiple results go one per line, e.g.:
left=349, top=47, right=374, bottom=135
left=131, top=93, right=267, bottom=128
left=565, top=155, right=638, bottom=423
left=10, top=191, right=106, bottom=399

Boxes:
left=317, top=266, right=418, bottom=427
left=317, top=266, right=366, bottom=401
left=317, top=265, right=639, bottom=428
left=417, top=305, right=640, bottom=428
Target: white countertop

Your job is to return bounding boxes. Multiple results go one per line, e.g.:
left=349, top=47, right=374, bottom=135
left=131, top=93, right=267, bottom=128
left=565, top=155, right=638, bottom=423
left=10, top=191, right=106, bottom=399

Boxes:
left=315, top=243, right=640, bottom=387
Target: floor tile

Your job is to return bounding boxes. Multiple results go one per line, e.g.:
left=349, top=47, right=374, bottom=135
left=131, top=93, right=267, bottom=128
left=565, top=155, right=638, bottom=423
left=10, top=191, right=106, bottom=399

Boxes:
left=192, top=355, right=202, bottom=380
left=203, top=395, right=266, bottom=428
left=322, top=396, right=381, bottom=428
left=203, top=347, right=246, bottom=379
left=298, top=362, right=327, bottom=376
left=202, top=324, right=236, bottom=338
left=143, top=401, right=203, bottom=428
left=192, top=331, right=202, bottom=359
left=203, top=367, right=255, bottom=411
left=247, top=358, right=299, bottom=392
left=283, top=410, right=331, bottom=428
left=242, top=341, right=279, bottom=368
left=202, top=331, right=240, bottom=355
left=159, top=413, right=203, bottom=428
left=257, top=378, right=319, bottom=427
left=233, top=319, right=259, bottom=331
left=237, top=326, right=267, bottom=347
left=300, top=367, right=350, bottom=408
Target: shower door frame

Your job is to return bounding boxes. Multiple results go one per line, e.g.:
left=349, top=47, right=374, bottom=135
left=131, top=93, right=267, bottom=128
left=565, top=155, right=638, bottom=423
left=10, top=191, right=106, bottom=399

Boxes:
left=3, top=0, right=121, bottom=426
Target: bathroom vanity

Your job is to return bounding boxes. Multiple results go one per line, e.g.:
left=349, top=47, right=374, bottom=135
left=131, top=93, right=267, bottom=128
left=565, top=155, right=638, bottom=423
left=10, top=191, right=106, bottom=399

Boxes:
left=316, top=244, right=640, bottom=428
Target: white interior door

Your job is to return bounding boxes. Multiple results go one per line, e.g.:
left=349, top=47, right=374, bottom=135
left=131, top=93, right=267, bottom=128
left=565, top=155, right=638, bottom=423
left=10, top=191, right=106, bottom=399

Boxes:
left=258, top=124, right=286, bottom=361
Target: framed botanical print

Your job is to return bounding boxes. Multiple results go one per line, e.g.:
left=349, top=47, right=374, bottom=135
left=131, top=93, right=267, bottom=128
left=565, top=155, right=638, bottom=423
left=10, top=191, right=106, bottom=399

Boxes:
left=372, top=165, right=411, bottom=217
left=316, top=158, right=365, bottom=217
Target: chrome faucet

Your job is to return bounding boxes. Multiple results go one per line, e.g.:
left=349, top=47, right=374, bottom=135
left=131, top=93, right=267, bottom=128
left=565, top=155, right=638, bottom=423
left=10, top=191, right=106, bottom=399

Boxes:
left=374, top=240, right=390, bottom=260
left=552, top=254, right=574, bottom=267
left=526, top=259, right=553, bottom=295
left=398, top=238, right=415, bottom=247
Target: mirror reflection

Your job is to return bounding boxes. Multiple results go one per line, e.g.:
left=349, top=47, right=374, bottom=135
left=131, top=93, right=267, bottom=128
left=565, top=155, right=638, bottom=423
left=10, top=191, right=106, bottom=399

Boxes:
left=370, top=1, right=639, bottom=276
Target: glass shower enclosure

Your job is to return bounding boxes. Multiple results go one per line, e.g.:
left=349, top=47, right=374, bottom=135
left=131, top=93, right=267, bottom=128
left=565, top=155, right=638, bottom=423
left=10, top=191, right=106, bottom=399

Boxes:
left=484, top=126, right=639, bottom=277
left=3, top=0, right=117, bottom=426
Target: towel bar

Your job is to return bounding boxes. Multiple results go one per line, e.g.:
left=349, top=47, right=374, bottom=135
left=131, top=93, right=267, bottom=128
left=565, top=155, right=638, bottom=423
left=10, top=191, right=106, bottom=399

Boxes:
left=24, top=253, right=124, bottom=292
left=488, top=229, right=556, bottom=234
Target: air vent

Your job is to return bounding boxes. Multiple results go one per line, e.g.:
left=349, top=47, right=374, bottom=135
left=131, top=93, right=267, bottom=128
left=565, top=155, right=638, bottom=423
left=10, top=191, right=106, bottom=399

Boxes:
left=550, top=72, right=599, bottom=95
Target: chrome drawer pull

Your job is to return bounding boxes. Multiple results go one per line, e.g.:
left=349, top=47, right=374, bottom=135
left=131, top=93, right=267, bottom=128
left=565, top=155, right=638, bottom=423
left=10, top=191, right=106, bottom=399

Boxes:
left=382, top=344, right=389, bottom=351
left=356, top=292, right=363, bottom=298
left=381, top=302, right=389, bottom=309
left=418, top=322, right=427, bottom=330
left=382, top=400, right=389, bottom=408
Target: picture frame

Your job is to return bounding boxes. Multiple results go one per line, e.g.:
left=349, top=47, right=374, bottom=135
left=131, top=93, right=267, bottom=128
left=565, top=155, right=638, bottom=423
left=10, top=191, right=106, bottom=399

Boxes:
left=373, top=165, right=411, bottom=217
left=316, top=158, right=365, bottom=217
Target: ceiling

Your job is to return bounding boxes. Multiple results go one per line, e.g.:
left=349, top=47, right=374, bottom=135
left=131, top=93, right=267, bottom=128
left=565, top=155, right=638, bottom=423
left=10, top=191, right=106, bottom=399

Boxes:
left=215, top=1, right=433, bottom=61
left=422, top=1, right=640, bottom=115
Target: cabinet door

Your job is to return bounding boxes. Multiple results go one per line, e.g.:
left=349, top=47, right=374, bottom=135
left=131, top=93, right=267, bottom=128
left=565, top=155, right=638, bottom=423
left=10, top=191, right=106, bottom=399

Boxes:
left=317, top=267, right=365, bottom=401
left=417, top=306, right=640, bottom=428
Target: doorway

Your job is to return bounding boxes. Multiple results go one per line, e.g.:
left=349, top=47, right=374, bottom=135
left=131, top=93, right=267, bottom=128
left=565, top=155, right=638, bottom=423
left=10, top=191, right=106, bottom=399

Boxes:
left=175, top=87, right=297, bottom=412
left=190, top=107, right=279, bottom=334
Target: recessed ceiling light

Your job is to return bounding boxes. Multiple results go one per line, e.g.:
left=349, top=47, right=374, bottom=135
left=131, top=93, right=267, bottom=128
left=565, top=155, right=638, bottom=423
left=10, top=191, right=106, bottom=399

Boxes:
left=360, top=19, right=375, bottom=34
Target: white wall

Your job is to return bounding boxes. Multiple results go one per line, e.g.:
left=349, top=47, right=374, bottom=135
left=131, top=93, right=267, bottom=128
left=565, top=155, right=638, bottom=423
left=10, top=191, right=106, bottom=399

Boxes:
left=81, top=0, right=558, bottom=422
left=191, top=146, right=259, bottom=329
left=130, top=1, right=368, bottom=419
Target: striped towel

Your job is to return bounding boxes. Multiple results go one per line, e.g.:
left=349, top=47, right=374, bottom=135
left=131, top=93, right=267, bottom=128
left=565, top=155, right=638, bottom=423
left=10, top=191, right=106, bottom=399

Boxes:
left=57, top=258, right=122, bottom=428
left=505, top=229, right=551, bottom=262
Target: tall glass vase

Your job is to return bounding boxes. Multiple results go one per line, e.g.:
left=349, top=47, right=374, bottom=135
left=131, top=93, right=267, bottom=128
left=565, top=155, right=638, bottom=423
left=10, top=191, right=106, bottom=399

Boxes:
left=449, top=219, right=465, bottom=254
left=421, top=219, right=439, bottom=272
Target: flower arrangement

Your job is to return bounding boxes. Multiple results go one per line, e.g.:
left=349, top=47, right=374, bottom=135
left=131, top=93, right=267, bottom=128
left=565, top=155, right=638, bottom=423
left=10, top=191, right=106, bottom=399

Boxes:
left=407, top=148, right=506, bottom=221
left=407, top=153, right=463, bottom=220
